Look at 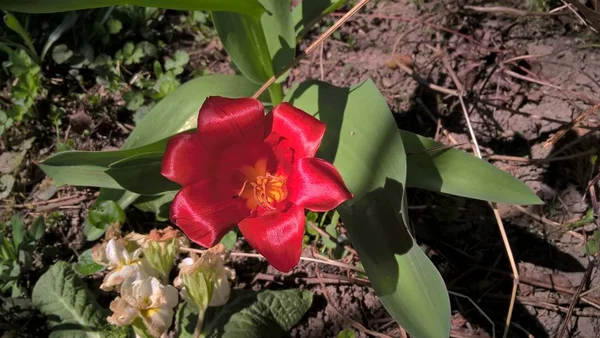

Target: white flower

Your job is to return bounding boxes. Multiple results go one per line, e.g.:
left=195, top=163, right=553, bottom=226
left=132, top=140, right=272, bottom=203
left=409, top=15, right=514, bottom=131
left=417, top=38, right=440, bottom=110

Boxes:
left=93, top=238, right=153, bottom=291
left=175, top=244, right=235, bottom=309
left=107, top=276, right=178, bottom=338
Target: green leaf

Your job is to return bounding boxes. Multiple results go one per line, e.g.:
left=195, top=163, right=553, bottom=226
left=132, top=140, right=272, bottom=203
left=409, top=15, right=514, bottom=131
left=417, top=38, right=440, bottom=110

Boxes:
left=164, top=50, right=189, bottom=75
left=73, top=249, right=105, bottom=276
left=32, top=262, right=108, bottom=337
left=11, top=213, right=25, bottom=250
left=51, top=44, right=73, bottom=64
left=106, top=19, right=123, bottom=34
left=337, top=329, right=356, bottom=338
left=29, top=216, right=45, bottom=241
left=400, top=131, right=543, bottom=205
left=3, top=12, right=38, bottom=62
left=106, top=152, right=180, bottom=195
left=212, top=12, right=273, bottom=85
left=124, top=75, right=260, bottom=149
left=40, top=12, right=78, bottom=61
left=88, top=200, right=125, bottom=230
left=213, top=0, right=295, bottom=84
left=220, top=230, right=238, bottom=251
left=2, top=0, right=266, bottom=18
left=123, top=91, right=145, bottom=111
left=134, top=191, right=175, bottom=221
left=38, top=140, right=166, bottom=189
left=292, top=0, right=348, bottom=41
left=199, top=289, right=312, bottom=338
left=285, top=79, right=450, bottom=338
left=568, top=209, right=594, bottom=229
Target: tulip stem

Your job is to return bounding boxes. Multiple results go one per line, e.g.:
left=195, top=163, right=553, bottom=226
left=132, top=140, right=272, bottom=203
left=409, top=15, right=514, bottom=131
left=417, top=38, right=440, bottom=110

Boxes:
left=193, top=308, right=206, bottom=338
left=267, top=82, right=284, bottom=106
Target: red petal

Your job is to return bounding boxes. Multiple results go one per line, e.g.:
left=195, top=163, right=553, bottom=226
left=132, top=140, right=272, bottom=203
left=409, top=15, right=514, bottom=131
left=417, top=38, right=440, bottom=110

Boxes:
left=198, top=96, right=265, bottom=149
left=269, top=103, right=325, bottom=159
left=161, top=133, right=210, bottom=186
left=286, top=158, right=353, bottom=212
left=238, top=205, right=305, bottom=272
left=170, top=180, right=248, bottom=248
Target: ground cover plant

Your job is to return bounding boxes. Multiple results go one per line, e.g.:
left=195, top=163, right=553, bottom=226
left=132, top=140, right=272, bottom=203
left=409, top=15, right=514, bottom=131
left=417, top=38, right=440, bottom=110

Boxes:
left=1, top=0, right=599, bottom=337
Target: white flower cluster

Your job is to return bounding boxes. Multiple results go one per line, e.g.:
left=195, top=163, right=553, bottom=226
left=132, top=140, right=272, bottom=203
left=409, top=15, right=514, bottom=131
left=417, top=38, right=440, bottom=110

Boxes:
left=92, top=227, right=235, bottom=338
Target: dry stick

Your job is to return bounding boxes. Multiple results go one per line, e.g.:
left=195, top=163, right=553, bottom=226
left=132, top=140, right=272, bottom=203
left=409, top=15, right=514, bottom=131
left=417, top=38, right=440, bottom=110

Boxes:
left=486, top=149, right=597, bottom=164
left=251, top=0, right=371, bottom=99
left=438, top=50, right=519, bottom=338
left=557, top=262, right=595, bottom=337
left=180, top=247, right=365, bottom=273
left=463, top=5, right=570, bottom=16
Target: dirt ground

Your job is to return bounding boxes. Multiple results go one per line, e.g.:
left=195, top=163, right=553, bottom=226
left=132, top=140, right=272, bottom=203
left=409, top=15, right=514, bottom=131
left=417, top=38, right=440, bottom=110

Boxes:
left=2, top=0, right=600, bottom=337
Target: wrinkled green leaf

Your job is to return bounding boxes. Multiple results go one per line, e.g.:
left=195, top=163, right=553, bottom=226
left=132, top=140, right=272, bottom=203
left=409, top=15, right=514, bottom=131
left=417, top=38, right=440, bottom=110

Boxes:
left=285, top=79, right=450, bottom=338
left=73, top=249, right=105, bottom=276
left=292, top=0, right=348, bottom=41
left=187, top=289, right=313, bottom=338
left=106, top=19, right=123, bottom=34
left=2, top=0, right=265, bottom=18
left=106, top=152, right=180, bottom=195
left=32, top=262, right=108, bottom=337
left=400, top=130, right=543, bottom=205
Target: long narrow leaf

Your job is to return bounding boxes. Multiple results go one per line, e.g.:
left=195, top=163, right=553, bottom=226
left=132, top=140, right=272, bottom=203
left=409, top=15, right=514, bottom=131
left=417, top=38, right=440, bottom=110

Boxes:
left=401, top=130, right=543, bottom=205
left=3, top=12, right=38, bottom=62
left=1, top=0, right=265, bottom=18
left=285, top=79, right=451, bottom=338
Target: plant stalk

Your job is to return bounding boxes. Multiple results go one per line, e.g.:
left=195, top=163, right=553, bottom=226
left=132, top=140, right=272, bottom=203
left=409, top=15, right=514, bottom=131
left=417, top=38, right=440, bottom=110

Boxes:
left=193, top=307, right=206, bottom=338
left=267, top=82, right=284, bottom=106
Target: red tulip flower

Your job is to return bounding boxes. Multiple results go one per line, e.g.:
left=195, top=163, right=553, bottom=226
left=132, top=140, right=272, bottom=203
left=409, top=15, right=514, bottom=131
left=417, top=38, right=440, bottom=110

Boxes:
left=161, top=97, right=352, bottom=272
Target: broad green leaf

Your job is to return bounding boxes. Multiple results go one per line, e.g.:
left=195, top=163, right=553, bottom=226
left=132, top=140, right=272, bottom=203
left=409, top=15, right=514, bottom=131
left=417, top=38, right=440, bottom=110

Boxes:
left=11, top=213, right=25, bottom=250
left=213, top=0, right=294, bottom=87
left=106, top=152, right=180, bottom=195
left=285, top=79, right=450, bottom=338
left=1, top=0, right=265, bottom=18
left=196, top=289, right=312, bottom=338
left=40, top=12, right=78, bottom=61
left=123, top=75, right=260, bottom=149
left=400, top=130, right=543, bottom=205
left=88, top=200, right=125, bottom=230
left=32, top=262, right=108, bottom=337
left=73, top=249, right=105, bottom=276
left=38, top=140, right=166, bottom=189
left=292, top=0, right=348, bottom=41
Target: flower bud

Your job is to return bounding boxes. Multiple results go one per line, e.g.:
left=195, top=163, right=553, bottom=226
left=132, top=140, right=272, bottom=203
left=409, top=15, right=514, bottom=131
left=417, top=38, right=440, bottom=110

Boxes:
left=175, top=244, right=235, bottom=310
left=135, top=227, right=188, bottom=283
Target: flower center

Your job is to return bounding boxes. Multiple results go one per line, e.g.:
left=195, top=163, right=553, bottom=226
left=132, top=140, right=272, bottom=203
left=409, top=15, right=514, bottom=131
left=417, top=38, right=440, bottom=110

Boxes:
left=237, top=159, right=287, bottom=211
